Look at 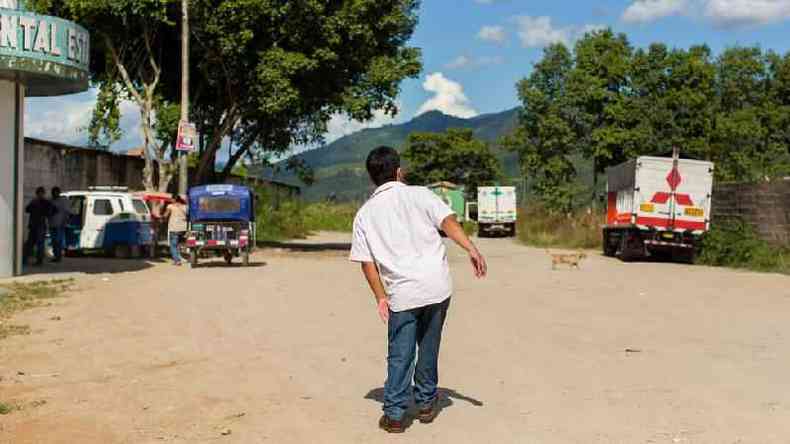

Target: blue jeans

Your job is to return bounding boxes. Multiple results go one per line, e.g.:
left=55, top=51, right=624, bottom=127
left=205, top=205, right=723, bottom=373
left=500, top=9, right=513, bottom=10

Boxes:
left=384, top=298, right=451, bottom=420
left=169, top=232, right=184, bottom=263
left=50, top=226, right=65, bottom=261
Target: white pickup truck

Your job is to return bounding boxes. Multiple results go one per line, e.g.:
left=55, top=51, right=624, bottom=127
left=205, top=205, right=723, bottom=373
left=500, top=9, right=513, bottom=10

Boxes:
left=603, top=152, right=714, bottom=262
left=476, top=186, right=517, bottom=237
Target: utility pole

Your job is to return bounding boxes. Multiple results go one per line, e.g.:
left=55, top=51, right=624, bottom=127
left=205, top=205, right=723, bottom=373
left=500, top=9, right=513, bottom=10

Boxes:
left=178, top=0, right=190, bottom=196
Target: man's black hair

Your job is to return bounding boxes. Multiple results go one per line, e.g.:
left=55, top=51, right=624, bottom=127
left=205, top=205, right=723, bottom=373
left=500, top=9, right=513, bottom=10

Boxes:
left=35, top=186, right=45, bottom=196
left=366, top=146, right=400, bottom=187
left=52, top=187, right=61, bottom=198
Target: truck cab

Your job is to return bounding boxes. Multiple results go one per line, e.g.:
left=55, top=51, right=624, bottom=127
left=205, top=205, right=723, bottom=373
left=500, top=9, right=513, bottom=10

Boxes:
left=62, top=187, right=153, bottom=258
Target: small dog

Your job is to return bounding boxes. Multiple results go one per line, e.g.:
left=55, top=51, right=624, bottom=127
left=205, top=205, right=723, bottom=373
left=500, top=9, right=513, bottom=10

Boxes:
left=546, top=250, right=588, bottom=270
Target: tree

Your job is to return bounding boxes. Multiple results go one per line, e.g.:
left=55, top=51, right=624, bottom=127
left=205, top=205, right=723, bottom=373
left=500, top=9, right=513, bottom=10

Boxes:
left=35, top=0, right=422, bottom=189
left=506, top=43, right=579, bottom=212
left=32, top=0, right=181, bottom=192
left=403, top=128, right=502, bottom=198
left=178, top=0, right=422, bottom=184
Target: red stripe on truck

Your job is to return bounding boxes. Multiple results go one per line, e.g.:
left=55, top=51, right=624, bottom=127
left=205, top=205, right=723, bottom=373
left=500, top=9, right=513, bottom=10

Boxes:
left=636, top=217, right=706, bottom=231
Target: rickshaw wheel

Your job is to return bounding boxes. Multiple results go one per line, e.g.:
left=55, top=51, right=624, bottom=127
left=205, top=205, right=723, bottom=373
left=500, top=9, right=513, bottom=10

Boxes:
left=189, top=251, right=198, bottom=268
left=242, top=249, right=250, bottom=267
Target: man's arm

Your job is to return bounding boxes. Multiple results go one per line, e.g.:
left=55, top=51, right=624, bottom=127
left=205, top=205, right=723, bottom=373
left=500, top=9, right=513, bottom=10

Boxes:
left=441, top=215, right=487, bottom=278
left=361, top=262, right=390, bottom=323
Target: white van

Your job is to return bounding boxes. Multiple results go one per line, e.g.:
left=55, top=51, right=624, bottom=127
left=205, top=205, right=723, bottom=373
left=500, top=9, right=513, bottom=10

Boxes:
left=62, top=187, right=153, bottom=257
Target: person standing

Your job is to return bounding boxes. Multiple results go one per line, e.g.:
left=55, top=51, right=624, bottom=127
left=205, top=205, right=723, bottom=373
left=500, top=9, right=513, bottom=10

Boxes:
left=162, top=195, right=188, bottom=266
left=24, top=187, right=54, bottom=266
left=49, top=187, right=72, bottom=263
left=350, top=146, right=487, bottom=433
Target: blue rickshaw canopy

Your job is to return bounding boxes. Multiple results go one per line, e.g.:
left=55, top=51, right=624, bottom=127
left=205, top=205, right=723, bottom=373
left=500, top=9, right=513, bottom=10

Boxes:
left=188, top=184, right=255, bottom=222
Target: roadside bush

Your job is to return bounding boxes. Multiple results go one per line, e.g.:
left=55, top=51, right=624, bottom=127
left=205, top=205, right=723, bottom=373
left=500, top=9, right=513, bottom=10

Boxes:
left=254, top=188, right=358, bottom=242
left=302, top=202, right=358, bottom=232
left=697, top=221, right=789, bottom=273
left=516, top=206, right=603, bottom=250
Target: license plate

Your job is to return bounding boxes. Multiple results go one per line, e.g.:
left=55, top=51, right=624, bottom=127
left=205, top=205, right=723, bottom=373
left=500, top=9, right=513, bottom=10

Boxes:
left=662, top=232, right=675, bottom=239
left=684, top=207, right=704, bottom=217
left=640, top=203, right=655, bottom=213
left=491, top=224, right=503, bottom=229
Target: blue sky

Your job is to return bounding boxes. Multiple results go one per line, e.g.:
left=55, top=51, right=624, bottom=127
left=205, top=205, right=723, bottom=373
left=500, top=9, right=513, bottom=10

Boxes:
left=24, top=0, right=790, bottom=152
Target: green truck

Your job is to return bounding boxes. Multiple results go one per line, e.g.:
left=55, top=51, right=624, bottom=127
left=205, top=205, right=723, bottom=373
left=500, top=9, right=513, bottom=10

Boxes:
left=427, top=182, right=466, bottom=223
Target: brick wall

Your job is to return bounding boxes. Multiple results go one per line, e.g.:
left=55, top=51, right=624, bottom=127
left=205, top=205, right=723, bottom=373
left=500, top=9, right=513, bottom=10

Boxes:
left=711, top=180, right=790, bottom=247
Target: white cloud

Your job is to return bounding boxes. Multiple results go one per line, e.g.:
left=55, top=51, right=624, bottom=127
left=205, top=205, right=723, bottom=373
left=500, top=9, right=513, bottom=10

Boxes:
left=477, top=25, right=507, bottom=44
left=324, top=108, right=400, bottom=144
left=620, top=0, right=790, bottom=27
left=445, top=54, right=504, bottom=70
left=704, top=0, right=790, bottom=27
left=513, top=15, right=605, bottom=48
left=416, top=72, right=478, bottom=119
left=622, top=0, right=687, bottom=23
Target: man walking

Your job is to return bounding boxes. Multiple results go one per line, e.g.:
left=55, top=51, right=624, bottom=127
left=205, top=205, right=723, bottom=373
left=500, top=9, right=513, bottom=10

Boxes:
left=24, top=187, right=54, bottom=266
left=350, top=146, right=487, bottom=433
left=49, top=187, right=72, bottom=263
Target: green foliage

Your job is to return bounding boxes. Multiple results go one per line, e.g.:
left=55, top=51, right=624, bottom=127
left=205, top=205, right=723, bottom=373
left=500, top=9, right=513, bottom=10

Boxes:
left=698, top=221, right=789, bottom=273
left=302, top=203, right=358, bottom=233
left=254, top=187, right=357, bottom=242
left=404, top=128, right=502, bottom=198
left=516, top=206, right=603, bottom=250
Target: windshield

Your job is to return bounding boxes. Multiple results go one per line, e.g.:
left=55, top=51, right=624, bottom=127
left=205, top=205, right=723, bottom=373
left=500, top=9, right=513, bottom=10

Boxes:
left=198, top=196, right=241, bottom=213
left=132, top=199, right=149, bottom=215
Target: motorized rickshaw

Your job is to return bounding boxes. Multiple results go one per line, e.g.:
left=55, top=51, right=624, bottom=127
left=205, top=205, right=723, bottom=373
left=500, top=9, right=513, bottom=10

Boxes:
left=185, top=184, right=255, bottom=267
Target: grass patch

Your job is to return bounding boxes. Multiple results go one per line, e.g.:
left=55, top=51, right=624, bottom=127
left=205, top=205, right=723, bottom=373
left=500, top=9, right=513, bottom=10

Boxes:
left=255, top=188, right=359, bottom=242
left=697, top=221, right=790, bottom=273
left=0, top=401, right=18, bottom=415
left=0, top=279, right=73, bottom=340
left=302, top=202, right=358, bottom=233
left=516, top=206, right=603, bottom=250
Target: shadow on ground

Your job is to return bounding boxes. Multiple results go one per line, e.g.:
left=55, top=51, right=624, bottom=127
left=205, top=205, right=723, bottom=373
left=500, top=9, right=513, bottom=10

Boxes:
left=259, top=240, right=351, bottom=253
left=189, top=261, right=268, bottom=269
left=364, top=387, right=484, bottom=429
left=21, top=256, right=157, bottom=277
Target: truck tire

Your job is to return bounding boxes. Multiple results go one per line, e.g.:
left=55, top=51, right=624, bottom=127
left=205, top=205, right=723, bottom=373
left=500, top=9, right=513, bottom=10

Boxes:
left=507, top=223, right=517, bottom=238
left=478, top=224, right=488, bottom=238
left=619, top=230, right=643, bottom=262
left=224, top=251, right=233, bottom=265
left=602, top=229, right=617, bottom=257
left=113, top=244, right=131, bottom=259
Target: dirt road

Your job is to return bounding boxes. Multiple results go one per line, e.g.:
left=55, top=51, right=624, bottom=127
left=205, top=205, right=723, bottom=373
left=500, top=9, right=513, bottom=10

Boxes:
left=2, top=233, right=790, bottom=443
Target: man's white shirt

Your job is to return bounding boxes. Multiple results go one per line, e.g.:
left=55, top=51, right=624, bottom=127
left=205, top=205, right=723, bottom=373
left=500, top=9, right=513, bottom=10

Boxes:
left=350, top=181, right=455, bottom=312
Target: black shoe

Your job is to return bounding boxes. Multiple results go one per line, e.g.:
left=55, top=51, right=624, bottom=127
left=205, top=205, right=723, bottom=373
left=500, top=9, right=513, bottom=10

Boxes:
left=378, top=415, right=405, bottom=433
left=417, top=400, right=439, bottom=424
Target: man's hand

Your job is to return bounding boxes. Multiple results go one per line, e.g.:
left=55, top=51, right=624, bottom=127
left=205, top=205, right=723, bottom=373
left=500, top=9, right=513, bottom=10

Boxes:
left=377, top=298, right=390, bottom=324
left=361, top=262, right=391, bottom=324
left=468, top=247, right=487, bottom=278
left=441, top=215, right=488, bottom=279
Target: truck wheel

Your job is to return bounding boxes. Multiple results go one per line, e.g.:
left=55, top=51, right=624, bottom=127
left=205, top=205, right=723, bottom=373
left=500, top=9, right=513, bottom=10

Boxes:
left=113, top=244, right=131, bottom=259
left=672, top=247, right=696, bottom=264
left=224, top=251, right=233, bottom=265
left=478, top=224, right=488, bottom=238
left=602, top=230, right=617, bottom=257
left=619, top=230, right=643, bottom=262
left=508, top=223, right=517, bottom=238
left=189, top=250, right=198, bottom=268
left=242, top=249, right=250, bottom=267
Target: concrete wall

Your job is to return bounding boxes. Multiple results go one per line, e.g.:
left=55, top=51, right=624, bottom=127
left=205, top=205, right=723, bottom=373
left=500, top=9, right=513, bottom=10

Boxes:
left=711, top=180, right=790, bottom=247
left=0, top=80, right=24, bottom=277
left=23, top=138, right=144, bottom=206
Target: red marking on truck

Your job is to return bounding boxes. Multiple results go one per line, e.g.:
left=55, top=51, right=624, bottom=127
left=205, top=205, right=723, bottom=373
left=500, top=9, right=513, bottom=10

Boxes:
left=651, top=192, right=671, bottom=204
left=667, top=166, right=682, bottom=190
left=636, top=216, right=706, bottom=231
left=675, top=194, right=694, bottom=206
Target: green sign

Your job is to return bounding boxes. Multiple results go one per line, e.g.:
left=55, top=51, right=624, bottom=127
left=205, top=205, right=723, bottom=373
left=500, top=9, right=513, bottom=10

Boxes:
left=0, top=3, right=89, bottom=96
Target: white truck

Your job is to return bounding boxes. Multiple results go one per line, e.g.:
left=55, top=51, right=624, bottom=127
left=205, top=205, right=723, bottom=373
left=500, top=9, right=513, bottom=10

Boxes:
left=603, top=152, right=714, bottom=262
left=476, top=186, right=517, bottom=237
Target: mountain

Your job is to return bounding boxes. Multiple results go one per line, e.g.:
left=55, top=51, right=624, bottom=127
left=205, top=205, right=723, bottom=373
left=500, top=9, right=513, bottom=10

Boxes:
left=261, top=107, right=521, bottom=202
